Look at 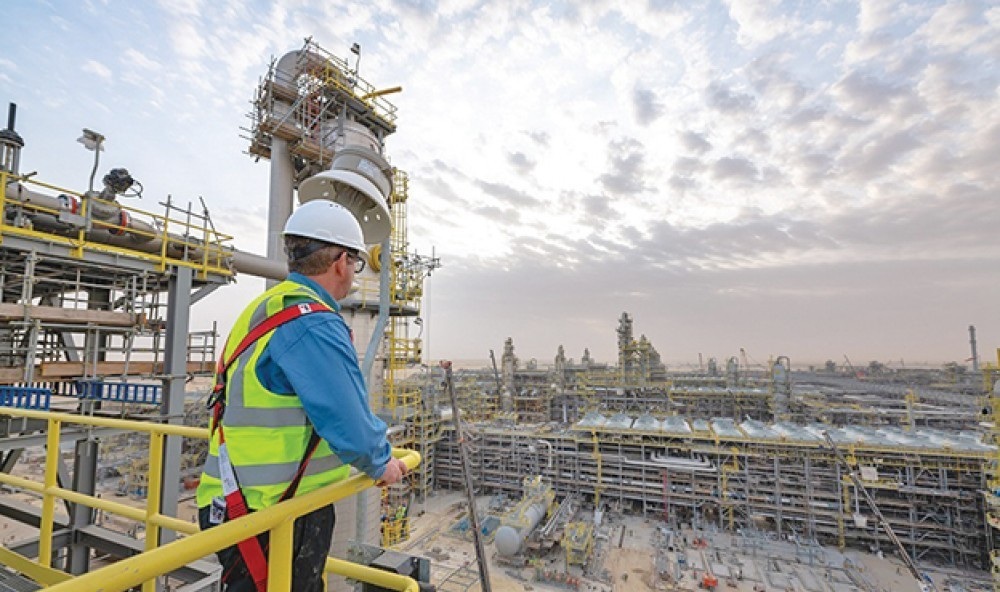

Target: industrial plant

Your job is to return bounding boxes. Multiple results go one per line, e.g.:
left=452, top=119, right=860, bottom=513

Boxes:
left=0, top=37, right=997, bottom=592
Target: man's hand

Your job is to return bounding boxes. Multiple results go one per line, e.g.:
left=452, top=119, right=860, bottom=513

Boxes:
left=375, top=457, right=408, bottom=487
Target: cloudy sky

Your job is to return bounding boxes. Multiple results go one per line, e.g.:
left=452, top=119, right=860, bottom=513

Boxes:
left=2, top=0, right=998, bottom=368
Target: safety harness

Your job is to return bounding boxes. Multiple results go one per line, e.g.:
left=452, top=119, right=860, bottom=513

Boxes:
left=205, top=301, right=334, bottom=591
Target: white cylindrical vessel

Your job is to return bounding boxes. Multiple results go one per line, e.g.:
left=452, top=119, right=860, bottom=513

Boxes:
left=494, top=498, right=548, bottom=557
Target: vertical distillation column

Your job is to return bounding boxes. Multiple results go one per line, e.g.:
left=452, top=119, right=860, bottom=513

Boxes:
left=263, top=53, right=300, bottom=287
left=249, top=40, right=401, bottom=587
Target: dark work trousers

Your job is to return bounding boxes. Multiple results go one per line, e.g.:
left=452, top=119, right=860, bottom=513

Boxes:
left=198, top=503, right=336, bottom=592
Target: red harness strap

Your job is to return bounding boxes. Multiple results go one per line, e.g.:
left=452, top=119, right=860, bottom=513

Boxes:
left=207, top=300, right=333, bottom=592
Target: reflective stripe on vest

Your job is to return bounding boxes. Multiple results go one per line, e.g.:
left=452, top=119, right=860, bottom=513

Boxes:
left=203, top=452, right=345, bottom=487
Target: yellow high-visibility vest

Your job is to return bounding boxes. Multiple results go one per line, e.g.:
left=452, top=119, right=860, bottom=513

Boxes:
left=196, top=280, right=350, bottom=510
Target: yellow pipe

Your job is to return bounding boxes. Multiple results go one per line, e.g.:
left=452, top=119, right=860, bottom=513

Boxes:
left=43, top=449, right=420, bottom=592
left=362, top=86, right=403, bottom=101
left=326, top=557, right=420, bottom=592
left=39, top=419, right=60, bottom=568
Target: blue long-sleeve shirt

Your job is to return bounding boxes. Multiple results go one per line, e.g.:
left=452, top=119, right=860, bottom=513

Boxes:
left=250, top=272, right=391, bottom=479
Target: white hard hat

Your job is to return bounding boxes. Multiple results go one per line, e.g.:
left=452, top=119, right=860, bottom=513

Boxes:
left=283, top=200, right=368, bottom=259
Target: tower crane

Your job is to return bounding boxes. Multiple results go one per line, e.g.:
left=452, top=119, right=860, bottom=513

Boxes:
left=823, top=433, right=937, bottom=592
left=843, top=355, right=857, bottom=377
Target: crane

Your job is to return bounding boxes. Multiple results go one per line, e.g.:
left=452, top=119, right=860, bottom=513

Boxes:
left=843, top=354, right=857, bottom=377
left=823, top=433, right=937, bottom=592
left=441, top=360, right=493, bottom=592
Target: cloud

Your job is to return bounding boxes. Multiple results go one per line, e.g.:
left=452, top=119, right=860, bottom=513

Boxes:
left=156, top=0, right=202, bottom=17
left=673, top=156, right=704, bottom=176
left=473, top=205, right=520, bottom=226
left=580, top=195, right=618, bottom=221
left=6, top=0, right=999, bottom=364
left=526, top=131, right=550, bottom=146
left=680, top=131, right=712, bottom=154
left=724, top=0, right=800, bottom=47
left=475, top=180, right=541, bottom=208
left=82, top=59, right=112, bottom=80
left=787, top=105, right=828, bottom=128
left=734, top=128, right=769, bottom=153
left=632, top=86, right=664, bottom=125
left=857, top=0, right=897, bottom=33
left=847, top=129, right=923, bottom=179
left=506, top=152, right=535, bottom=175
left=712, top=156, right=759, bottom=182
left=599, top=137, right=648, bottom=196
left=834, top=70, right=908, bottom=113
left=706, top=80, right=756, bottom=113
left=121, top=48, right=160, bottom=71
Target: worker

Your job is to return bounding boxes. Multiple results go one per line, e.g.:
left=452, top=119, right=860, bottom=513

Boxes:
left=196, top=200, right=407, bottom=592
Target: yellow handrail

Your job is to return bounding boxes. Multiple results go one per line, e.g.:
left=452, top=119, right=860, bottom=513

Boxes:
left=0, top=172, right=234, bottom=278
left=0, top=408, right=422, bottom=592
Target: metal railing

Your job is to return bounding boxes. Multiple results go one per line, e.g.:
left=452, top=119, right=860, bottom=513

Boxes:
left=0, top=171, right=234, bottom=279
left=0, top=408, right=422, bottom=592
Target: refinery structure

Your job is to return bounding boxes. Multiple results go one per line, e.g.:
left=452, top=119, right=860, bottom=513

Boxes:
left=0, top=38, right=997, bottom=592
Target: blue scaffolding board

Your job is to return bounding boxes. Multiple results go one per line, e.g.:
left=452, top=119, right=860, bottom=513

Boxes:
left=0, top=386, right=52, bottom=410
left=76, top=381, right=162, bottom=405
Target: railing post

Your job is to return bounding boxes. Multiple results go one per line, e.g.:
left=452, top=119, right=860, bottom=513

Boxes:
left=39, top=418, right=61, bottom=567
left=143, top=432, right=165, bottom=592
left=268, top=520, right=295, bottom=592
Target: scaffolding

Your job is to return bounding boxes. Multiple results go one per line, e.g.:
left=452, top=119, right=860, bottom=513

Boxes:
left=246, top=38, right=398, bottom=171
left=0, top=173, right=229, bottom=393
left=434, top=418, right=991, bottom=571
left=562, top=521, right=594, bottom=566
left=375, top=168, right=441, bottom=531
left=982, top=349, right=1000, bottom=590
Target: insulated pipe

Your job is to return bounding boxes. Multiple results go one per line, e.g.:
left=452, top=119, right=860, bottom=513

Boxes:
left=5, top=181, right=350, bottom=284
left=3, top=181, right=232, bottom=265
left=232, top=250, right=286, bottom=281
left=5, top=182, right=155, bottom=240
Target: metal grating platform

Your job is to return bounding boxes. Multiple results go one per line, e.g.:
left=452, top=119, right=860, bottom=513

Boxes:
left=0, top=570, right=40, bottom=592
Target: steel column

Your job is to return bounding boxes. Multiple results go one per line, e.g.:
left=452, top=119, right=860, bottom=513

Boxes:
left=158, top=265, right=192, bottom=549
left=67, top=438, right=98, bottom=574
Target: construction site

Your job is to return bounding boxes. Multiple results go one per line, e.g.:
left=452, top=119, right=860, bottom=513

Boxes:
left=0, top=36, right=997, bottom=592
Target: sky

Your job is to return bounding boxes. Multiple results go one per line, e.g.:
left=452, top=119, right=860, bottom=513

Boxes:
left=1, top=0, right=998, bottom=369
